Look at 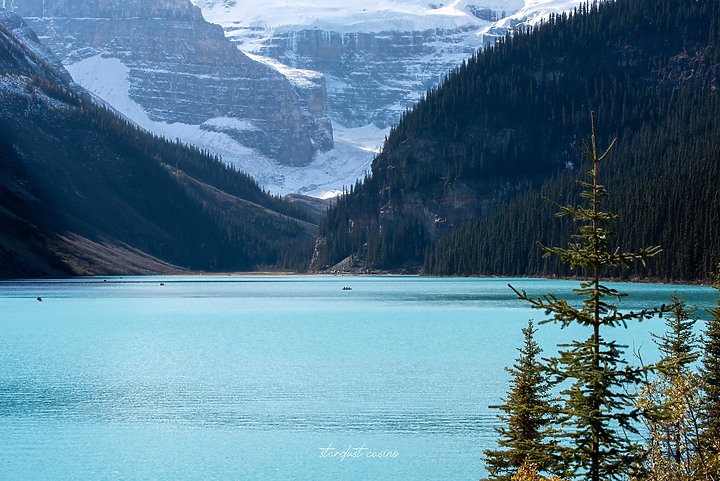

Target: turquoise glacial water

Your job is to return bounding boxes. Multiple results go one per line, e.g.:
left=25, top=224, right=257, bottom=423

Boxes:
left=0, top=276, right=715, bottom=480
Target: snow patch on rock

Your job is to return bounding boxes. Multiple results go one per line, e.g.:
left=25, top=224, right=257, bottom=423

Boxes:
left=66, top=54, right=384, bottom=198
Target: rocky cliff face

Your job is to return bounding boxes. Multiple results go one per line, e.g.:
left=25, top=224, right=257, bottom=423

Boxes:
left=196, top=0, right=510, bottom=130
left=6, top=0, right=333, bottom=166
left=191, top=1, right=580, bottom=131
left=186, top=0, right=580, bottom=196
left=257, top=27, right=490, bottom=128
left=0, top=8, right=71, bottom=84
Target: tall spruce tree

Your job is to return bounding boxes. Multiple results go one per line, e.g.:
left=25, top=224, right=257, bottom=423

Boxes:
left=509, top=113, right=670, bottom=481
left=484, top=320, right=555, bottom=480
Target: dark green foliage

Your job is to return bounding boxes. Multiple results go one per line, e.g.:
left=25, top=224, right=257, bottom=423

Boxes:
left=427, top=87, right=720, bottom=281
left=313, top=178, right=428, bottom=270
left=655, top=293, right=700, bottom=376
left=509, top=115, right=669, bottom=481
left=73, top=103, right=316, bottom=271
left=484, top=320, right=557, bottom=480
left=316, top=0, right=720, bottom=281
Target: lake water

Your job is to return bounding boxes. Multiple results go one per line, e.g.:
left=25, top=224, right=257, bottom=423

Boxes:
left=0, top=276, right=716, bottom=480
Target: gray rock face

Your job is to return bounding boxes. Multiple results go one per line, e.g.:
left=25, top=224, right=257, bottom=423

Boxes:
left=0, top=9, right=72, bottom=84
left=7, top=0, right=333, bottom=166
left=193, top=1, right=572, bottom=133
left=258, top=27, right=490, bottom=128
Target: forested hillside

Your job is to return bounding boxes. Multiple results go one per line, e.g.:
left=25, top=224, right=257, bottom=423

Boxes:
left=0, top=13, right=315, bottom=278
left=312, top=0, right=720, bottom=282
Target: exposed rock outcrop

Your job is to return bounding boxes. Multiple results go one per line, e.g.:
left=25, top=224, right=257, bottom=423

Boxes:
left=7, top=0, right=333, bottom=166
left=256, top=27, right=490, bottom=128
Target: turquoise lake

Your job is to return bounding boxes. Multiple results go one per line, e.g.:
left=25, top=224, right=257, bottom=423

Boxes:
left=0, top=276, right=716, bottom=480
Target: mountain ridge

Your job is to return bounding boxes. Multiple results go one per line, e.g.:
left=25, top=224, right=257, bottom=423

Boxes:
left=311, top=0, right=720, bottom=282
left=0, top=11, right=315, bottom=278
left=6, top=0, right=334, bottom=170
left=7, top=1, right=585, bottom=198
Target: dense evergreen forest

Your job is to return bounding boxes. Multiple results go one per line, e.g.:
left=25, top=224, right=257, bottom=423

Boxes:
left=482, top=121, right=720, bottom=480
left=71, top=101, right=316, bottom=271
left=0, top=16, right=315, bottom=277
left=313, top=0, right=720, bottom=282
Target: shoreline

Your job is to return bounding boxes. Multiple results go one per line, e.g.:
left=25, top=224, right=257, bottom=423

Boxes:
left=0, top=271, right=711, bottom=287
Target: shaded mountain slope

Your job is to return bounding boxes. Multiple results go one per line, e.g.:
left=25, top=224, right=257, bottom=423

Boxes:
left=0, top=12, right=315, bottom=278
left=312, top=0, right=720, bottom=281
left=8, top=0, right=333, bottom=168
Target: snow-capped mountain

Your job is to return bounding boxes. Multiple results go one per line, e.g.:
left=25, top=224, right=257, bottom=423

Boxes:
left=4, top=0, right=581, bottom=198
left=0, top=10, right=319, bottom=276
left=193, top=0, right=582, bottom=125
left=6, top=0, right=333, bottom=164
left=189, top=0, right=583, bottom=196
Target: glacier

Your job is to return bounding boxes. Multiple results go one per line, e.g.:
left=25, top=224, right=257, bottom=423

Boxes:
left=186, top=0, right=583, bottom=196
left=7, top=0, right=583, bottom=198
left=65, top=53, right=384, bottom=198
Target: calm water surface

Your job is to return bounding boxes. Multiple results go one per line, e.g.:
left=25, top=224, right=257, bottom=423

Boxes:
left=0, top=276, right=715, bottom=480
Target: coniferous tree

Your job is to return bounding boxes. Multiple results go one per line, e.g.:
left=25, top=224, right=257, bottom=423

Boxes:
left=509, top=113, right=670, bottom=481
left=654, top=294, right=700, bottom=375
left=700, top=262, right=720, bottom=478
left=636, top=293, right=706, bottom=480
left=484, top=320, right=556, bottom=480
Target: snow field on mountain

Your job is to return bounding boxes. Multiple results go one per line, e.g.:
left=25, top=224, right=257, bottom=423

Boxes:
left=66, top=54, right=385, bottom=198
left=193, top=0, right=524, bottom=36
left=63, top=1, right=583, bottom=198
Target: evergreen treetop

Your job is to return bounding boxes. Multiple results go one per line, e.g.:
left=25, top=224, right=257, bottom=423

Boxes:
left=654, top=293, right=700, bottom=376
left=484, top=320, right=556, bottom=480
left=509, top=113, right=671, bottom=481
